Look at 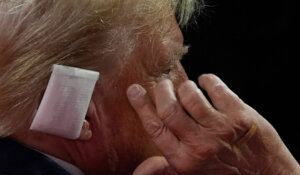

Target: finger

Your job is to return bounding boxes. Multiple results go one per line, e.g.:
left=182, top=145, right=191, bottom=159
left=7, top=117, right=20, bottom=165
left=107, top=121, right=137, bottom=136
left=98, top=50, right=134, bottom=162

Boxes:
left=198, top=74, right=244, bottom=112
left=178, top=80, right=219, bottom=127
left=127, top=84, right=180, bottom=157
left=154, top=80, right=200, bottom=139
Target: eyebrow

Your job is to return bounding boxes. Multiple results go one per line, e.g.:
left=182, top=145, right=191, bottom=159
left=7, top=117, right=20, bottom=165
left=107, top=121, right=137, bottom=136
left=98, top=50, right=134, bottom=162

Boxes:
left=172, top=45, right=190, bottom=61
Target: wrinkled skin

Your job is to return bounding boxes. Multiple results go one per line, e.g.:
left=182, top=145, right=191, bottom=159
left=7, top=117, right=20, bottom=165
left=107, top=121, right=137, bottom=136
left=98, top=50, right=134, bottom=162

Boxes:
left=128, top=74, right=300, bottom=175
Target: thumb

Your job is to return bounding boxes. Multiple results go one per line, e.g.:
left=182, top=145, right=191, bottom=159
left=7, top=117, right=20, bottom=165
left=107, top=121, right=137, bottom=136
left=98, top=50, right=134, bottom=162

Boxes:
left=133, top=156, right=178, bottom=175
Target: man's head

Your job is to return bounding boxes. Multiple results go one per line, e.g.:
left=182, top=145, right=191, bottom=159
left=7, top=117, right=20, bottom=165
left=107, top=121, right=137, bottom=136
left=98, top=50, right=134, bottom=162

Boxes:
left=0, top=0, right=201, bottom=174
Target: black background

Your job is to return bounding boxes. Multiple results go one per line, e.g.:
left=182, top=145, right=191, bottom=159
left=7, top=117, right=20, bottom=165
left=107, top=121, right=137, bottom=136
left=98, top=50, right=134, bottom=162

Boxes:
left=181, top=0, right=299, bottom=161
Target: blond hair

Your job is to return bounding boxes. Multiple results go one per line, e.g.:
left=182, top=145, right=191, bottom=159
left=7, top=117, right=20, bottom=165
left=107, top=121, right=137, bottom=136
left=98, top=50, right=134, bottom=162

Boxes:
left=0, top=0, right=200, bottom=137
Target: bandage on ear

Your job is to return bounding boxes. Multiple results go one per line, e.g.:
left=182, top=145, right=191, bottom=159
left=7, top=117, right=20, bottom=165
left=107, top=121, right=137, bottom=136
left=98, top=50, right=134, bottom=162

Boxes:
left=30, top=64, right=100, bottom=139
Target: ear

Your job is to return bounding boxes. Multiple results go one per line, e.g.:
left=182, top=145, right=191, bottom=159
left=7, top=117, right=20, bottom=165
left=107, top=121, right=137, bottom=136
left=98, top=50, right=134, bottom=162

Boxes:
left=77, top=100, right=96, bottom=141
left=78, top=120, right=92, bottom=141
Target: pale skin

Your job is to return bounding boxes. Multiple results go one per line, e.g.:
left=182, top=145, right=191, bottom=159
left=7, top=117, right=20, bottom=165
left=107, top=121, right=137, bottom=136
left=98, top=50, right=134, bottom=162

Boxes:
left=127, top=75, right=300, bottom=175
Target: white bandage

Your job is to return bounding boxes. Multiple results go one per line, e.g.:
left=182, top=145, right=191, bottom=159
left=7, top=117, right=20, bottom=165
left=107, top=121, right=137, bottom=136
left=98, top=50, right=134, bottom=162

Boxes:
left=30, top=64, right=99, bottom=139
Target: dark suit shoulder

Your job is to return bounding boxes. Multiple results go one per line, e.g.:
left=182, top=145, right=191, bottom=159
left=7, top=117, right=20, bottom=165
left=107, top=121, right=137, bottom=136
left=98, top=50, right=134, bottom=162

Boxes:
left=0, top=138, right=71, bottom=175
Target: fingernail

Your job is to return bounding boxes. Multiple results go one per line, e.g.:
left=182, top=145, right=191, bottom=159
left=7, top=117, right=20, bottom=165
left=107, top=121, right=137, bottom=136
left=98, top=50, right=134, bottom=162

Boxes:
left=127, top=85, right=145, bottom=99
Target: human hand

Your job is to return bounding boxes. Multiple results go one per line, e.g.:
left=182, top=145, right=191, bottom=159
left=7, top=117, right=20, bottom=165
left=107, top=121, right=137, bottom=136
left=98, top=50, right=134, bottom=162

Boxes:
left=127, top=74, right=300, bottom=175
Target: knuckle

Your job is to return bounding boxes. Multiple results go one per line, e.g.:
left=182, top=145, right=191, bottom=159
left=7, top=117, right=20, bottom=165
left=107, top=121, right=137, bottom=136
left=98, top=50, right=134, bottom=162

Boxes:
left=145, top=121, right=166, bottom=139
left=178, top=80, right=197, bottom=96
left=156, top=79, right=172, bottom=90
left=210, top=117, right=226, bottom=128
left=159, top=103, right=178, bottom=121
left=201, top=107, right=217, bottom=121
left=182, top=90, right=201, bottom=111
left=222, top=111, right=252, bottom=141
left=212, top=84, right=228, bottom=96
left=179, top=80, right=191, bottom=91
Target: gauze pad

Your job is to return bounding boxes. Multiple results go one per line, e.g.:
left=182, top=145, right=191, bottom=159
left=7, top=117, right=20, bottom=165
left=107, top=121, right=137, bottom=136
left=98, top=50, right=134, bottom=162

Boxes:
left=30, top=64, right=99, bottom=139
